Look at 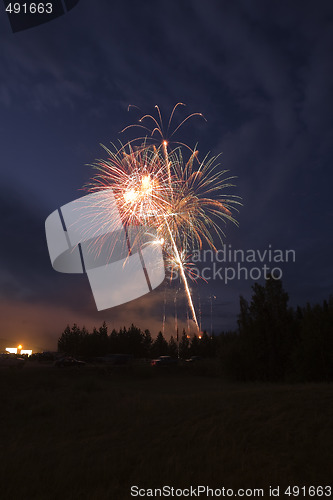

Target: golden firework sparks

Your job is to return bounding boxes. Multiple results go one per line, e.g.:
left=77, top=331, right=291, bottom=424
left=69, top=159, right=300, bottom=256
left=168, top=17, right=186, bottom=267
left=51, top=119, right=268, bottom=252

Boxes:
left=85, top=106, right=241, bottom=331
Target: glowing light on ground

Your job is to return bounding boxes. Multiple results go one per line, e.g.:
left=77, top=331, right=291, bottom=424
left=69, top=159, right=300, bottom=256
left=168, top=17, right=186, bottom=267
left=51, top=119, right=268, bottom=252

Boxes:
left=5, top=346, right=32, bottom=356
left=21, top=350, right=32, bottom=356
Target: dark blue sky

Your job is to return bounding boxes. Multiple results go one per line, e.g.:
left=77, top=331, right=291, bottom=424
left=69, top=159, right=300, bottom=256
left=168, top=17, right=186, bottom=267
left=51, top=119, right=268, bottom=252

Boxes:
left=1, top=0, right=332, bottom=350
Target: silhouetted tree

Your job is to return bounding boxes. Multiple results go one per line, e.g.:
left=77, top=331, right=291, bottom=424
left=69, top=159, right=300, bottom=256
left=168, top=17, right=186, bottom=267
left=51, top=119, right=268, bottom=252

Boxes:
left=168, top=335, right=178, bottom=357
left=58, top=325, right=71, bottom=353
left=58, top=323, right=84, bottom=356
left=179, top=330, right=190, bottom=359
left=142, top=329, right=153, bottom=357
left=151, top=331, right=168, bottom=357
left=98, top=321, right=109, bottom=352
left=238, top=277, right=294, bottom=381
left=126, top=324, right=144, bottom=357
left=117, top=326, right=128, bottom=353
left=189, top=334, right=200, bottom=356
left=108, top=328, right=119, bottom=353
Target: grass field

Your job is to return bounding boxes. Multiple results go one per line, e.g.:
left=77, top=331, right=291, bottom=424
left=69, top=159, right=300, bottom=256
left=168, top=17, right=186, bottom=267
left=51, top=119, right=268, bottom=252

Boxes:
left=0, top=363, right=332, bottom=499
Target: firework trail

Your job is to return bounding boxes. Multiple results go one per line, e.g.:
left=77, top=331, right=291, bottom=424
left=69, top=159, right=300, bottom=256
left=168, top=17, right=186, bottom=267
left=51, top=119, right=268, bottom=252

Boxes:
left=85, top=105, right=241, bottom=331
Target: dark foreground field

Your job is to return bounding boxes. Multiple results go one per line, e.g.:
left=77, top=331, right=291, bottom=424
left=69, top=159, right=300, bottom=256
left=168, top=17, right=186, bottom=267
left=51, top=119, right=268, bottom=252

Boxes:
left=0, top=363, right=332, bottom=499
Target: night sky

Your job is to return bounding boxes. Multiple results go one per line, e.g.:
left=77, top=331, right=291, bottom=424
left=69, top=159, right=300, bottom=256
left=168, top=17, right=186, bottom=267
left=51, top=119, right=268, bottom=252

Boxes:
left=1, top=0, right=332, bottom=351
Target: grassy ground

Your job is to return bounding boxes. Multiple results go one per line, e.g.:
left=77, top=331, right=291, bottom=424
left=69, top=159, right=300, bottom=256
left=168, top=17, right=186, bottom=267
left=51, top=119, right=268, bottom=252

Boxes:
left=0, top=363, right=332, bottom=499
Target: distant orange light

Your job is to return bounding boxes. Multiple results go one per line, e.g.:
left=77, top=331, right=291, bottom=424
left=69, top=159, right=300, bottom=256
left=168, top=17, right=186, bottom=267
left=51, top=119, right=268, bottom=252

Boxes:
left=18, top=345, right=22, bottom=350
left=163, top=140, right=168, bottom=146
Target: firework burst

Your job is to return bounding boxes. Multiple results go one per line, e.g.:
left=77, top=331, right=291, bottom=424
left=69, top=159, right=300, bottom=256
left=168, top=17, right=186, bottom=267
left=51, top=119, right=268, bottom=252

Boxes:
left=85, top=107, right=241, bottom=331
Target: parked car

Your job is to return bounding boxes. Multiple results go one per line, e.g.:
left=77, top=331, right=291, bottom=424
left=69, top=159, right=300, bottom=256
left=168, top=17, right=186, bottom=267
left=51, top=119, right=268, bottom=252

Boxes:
left=185, top=356, right=203, bottom=363
left=151, top=356, right=178, bottom=367
left=0, top=354, right=25, bottom=368
left=55, top=356, right=86, bottom=368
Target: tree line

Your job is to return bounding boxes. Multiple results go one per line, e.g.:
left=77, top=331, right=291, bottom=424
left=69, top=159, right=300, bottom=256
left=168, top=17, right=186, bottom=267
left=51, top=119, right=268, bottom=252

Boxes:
left=58, top=321, right=216, bottom=361
left=219, top=278, right=333, bottom=382
left=58, top=278, right=333, bottom=382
